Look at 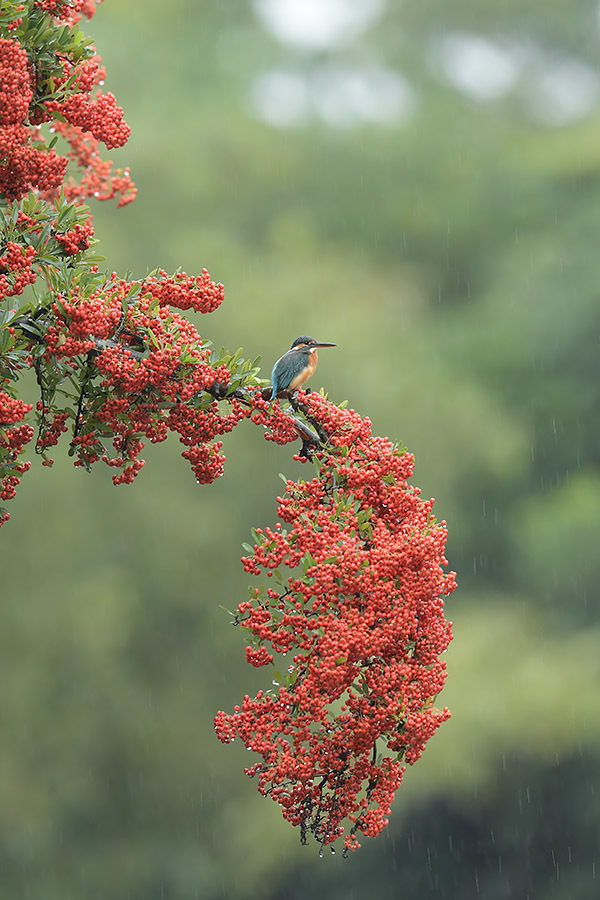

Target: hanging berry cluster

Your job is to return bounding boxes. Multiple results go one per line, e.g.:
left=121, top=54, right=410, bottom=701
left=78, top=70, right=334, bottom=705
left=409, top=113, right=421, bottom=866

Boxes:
left=215, top=396, right=456, bottom=852
left=0, top=389, right=33, bottom=525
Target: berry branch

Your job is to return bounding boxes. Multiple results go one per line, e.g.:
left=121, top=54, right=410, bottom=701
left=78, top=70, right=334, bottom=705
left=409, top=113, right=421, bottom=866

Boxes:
left=0, top=0, right=456, bottom=851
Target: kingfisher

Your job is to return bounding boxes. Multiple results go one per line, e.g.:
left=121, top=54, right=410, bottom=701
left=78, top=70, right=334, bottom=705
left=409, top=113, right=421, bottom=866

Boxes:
left=269, top=336, right=337, bottom=400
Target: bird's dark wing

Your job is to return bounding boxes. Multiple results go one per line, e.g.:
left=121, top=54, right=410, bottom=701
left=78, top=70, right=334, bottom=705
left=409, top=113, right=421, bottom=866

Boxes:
left=271, top=349, right=306, bottom=396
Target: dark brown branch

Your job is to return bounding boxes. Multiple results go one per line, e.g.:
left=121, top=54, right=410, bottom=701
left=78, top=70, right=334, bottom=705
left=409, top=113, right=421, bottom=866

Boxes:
left=34, top=358, right=47, bottom=453
left=72, top=350, right=96, bottom=444
left=289, top=392, right=331, bottom=444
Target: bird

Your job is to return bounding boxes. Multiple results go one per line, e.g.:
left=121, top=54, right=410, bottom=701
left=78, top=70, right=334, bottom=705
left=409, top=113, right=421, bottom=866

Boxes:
left=269, top=336, right=337, bottom=400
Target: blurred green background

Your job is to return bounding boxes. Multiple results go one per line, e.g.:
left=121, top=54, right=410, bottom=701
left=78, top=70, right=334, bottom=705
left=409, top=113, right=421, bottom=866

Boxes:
left=2, top=0, right=600, bottom=896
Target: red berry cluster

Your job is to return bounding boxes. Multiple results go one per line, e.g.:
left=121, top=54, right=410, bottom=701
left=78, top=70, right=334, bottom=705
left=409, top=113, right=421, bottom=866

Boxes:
left=50, top=123, right=137, bottom=208
left=181, top=441, right=226, bottom=485
left=54, top=220, right=93, bottom=254
left=35, top=409, right=69, bottom=466
left=48, top=90, right=130, bottom=150
left=0, top=37, right=69, bottom=200
left=0, top=390, right=34, bottom=521
left=26, top=270, right=251, bottom=485
left=0, top=390, right=32, bottom=428
left=215, top=403, right=456, bottom=851
left=0, top=4, right=134, bottom=206
left=0, top=205, right=98, bottom=306
left=32, top=0, right=96, bottom=19
left=0, top=37, right=32, bottom=125
left=250, top=389, right=314, bottom=446
left=0, top=240, right=37, bottom=299
left=144, top=269, right=226, bottom=314
left=52, top=57, right=104, bottom=95
left=0, top=125, right=68, bottom=200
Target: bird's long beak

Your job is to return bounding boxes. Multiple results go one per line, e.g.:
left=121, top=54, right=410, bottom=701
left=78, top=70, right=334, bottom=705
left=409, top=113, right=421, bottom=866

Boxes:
left=314, top=341, right=337, bottom=348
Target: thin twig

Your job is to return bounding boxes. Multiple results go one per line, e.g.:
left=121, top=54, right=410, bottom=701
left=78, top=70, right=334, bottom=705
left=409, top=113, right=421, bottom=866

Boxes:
left=290, top=392, right=331, bottom=444
left=72, top=350, right=95, bottom=443
left=34, top=358, right=47, bottom=453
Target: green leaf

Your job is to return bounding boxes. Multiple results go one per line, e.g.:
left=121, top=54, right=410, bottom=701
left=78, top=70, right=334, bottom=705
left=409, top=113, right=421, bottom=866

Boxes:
left=301, top=552, right=317, bottom=574
left=57, top=24, right=71, bottom=46
left=218, top=604, right=236, bottom=616
left=146, top=330, right=161, bottom=349
left=0, top=329, right=15, bottom=353
left=53, top=296, right=69, bottom=317
left=0, top=308, right=18, bottom=326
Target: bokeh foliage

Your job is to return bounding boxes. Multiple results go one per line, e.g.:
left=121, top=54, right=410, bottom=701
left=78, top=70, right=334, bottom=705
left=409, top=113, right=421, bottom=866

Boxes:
left=1, top=0, right=599, bottom=896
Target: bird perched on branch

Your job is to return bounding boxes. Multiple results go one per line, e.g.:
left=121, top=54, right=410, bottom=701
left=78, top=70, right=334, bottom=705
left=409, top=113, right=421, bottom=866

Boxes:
left=269, top=335, right=337, bottom=400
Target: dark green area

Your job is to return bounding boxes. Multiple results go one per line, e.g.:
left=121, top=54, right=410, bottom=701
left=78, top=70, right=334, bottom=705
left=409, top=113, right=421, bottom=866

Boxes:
left=1, top=0, right=600, bottom=896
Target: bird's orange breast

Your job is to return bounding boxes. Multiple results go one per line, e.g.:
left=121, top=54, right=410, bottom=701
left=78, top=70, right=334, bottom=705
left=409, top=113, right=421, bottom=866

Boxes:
left=287, top=349, right=318, bottom=391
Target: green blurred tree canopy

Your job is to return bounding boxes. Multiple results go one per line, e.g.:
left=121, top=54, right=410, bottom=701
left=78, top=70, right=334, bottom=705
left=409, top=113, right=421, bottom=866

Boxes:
left=1, top=0, right=600, bottom=897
